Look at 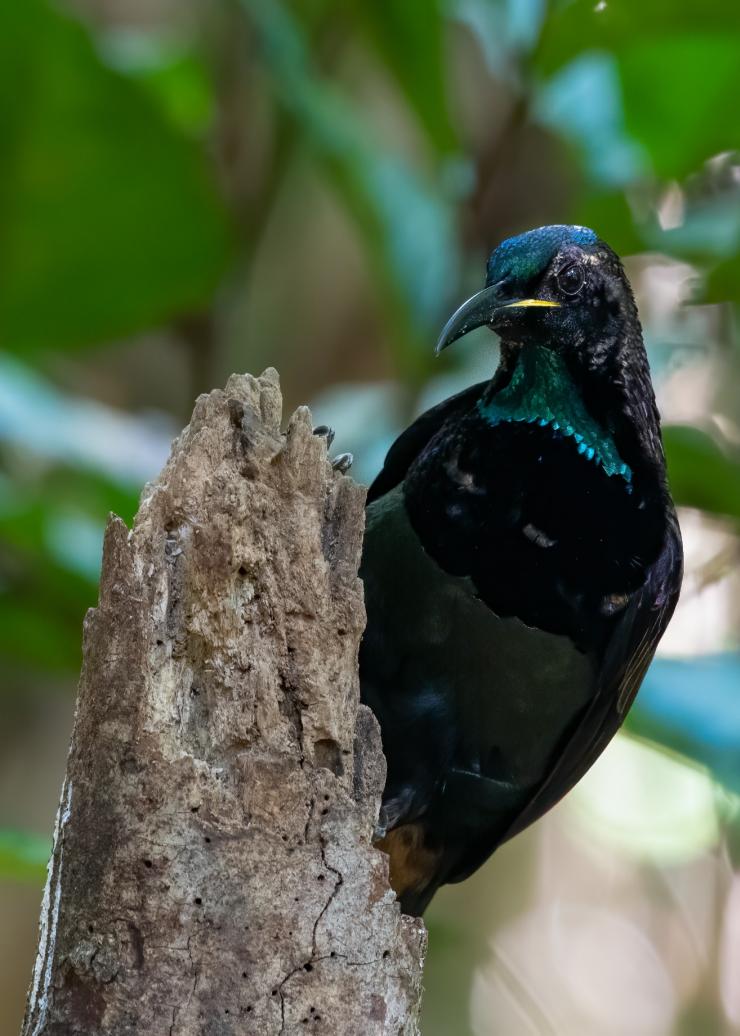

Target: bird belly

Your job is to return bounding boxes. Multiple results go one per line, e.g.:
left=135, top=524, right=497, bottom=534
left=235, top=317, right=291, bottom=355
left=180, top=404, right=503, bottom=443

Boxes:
left=359, top=486, right=596, bottom=847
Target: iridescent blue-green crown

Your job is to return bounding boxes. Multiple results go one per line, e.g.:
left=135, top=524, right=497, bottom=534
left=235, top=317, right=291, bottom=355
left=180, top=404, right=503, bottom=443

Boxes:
left=486, top=225, right=598, bottom=286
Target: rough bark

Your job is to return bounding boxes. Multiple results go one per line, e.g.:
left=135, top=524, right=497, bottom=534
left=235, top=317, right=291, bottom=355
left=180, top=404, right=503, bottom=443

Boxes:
left=22, top=369, right=426, bottom=1036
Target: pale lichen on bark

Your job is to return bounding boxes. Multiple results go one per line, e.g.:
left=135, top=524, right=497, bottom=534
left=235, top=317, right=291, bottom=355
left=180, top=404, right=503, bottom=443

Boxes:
left=22, top=369, right=426, bottom=1036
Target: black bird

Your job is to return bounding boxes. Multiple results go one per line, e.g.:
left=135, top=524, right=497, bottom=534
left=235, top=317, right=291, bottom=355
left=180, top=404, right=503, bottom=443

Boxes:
left=359, top=225, right=683, bottom=916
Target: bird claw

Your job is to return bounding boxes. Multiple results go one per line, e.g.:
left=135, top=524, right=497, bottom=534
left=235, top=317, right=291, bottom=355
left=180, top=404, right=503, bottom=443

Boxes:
left=313, top=424, right=335, bottom=449
left=314, top=426, right=351, bottom=474
left=332, top=452, right=353, bottom=474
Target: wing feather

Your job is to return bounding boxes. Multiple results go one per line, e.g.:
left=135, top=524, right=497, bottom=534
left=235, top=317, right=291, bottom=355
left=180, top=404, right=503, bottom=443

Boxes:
left=500, top=508, right=683, bottom=845
left=366, top=382, right=485, bottom=504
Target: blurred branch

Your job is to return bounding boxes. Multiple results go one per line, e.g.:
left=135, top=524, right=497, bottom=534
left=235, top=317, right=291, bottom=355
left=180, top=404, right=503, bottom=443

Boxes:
left=22, top=369, right=425, bottom=1035
left=175, top=311, right=218, bottom=414
left=693, top=541, right=740, bottom=593
left=464, top=91, right=529, bottom=247
left=237, top=0, right=459, bottom=385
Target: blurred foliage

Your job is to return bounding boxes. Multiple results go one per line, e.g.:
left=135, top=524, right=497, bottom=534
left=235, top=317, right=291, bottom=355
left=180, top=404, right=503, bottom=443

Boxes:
left=0, top=1, right=230, bottom=353
left=0, top=830, right=49, bottom=883
left=0, top=8, right=739, bottom=1029
left=238, top=0, right=460, bottom=378
left=0, top=2, right=738, bottom=1034
left=350, top=0, right=457, bottom=153
left=630, top=654, right=740, bottom=794
left=663, top=425, right=740, bottom=521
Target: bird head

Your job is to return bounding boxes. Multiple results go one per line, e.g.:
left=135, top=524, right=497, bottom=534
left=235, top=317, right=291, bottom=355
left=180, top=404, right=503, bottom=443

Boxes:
left=437, top=224, right=667, bottom=474
left=436, top=224, right=638, bottom=368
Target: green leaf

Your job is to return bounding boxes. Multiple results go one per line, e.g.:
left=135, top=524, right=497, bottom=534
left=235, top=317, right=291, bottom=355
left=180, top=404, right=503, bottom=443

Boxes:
left=619, top=35, right=740, bottom=179
left=704, top=255, right=740, bottom=304
left=570, top=189, right=647, bottom=257
left=0, top=591, right=85, bottom=675
left=0, top=829, right=50, bottom=881
left=0, top=0, right=230, bottom=352
left=536, top=0, right=740, bottom=76
left=100, top=30, right=216, bottom=136
left=536, top=4, right=740, bottom=182
left=663, top=424, right=740, bottom=521
left=348, top=0, right=457, bottom=153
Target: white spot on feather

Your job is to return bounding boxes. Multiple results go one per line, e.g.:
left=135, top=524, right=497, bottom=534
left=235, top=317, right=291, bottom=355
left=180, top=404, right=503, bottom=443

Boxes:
left=523, top=523, right=557, bottom=548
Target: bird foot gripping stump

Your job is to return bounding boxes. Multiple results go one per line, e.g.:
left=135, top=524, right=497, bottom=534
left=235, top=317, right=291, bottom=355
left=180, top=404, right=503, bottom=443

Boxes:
left=22, top=369, right=426, bottom=1036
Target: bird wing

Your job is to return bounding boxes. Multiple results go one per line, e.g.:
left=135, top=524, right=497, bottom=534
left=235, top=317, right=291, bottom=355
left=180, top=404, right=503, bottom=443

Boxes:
left=366, top=382, right=486, bottom=504
left=499, top=508, right=683, bottom=846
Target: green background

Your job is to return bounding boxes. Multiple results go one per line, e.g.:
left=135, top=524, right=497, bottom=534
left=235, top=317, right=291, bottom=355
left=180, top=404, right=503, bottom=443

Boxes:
left=2, top=1, right=740, bottom=1032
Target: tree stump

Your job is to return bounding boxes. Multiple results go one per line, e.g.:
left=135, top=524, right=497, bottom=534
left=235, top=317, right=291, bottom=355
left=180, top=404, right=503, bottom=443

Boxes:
left=22, top=369, right=426, bottom=1036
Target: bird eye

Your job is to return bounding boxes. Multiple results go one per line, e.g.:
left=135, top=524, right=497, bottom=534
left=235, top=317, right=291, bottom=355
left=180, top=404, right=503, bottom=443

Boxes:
left=556, top=262, right=585, bottom=297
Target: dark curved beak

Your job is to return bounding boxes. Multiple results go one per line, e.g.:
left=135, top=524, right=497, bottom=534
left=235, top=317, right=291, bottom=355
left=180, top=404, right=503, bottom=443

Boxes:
left=435, top=285, right=561, bottom=355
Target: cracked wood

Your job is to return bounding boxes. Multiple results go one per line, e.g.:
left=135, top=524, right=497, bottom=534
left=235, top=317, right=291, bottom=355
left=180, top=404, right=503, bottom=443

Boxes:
left=22, top=369, right=426, bottom=1036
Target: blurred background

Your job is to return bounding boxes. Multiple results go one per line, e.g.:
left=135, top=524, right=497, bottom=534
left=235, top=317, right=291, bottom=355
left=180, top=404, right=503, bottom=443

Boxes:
left=1, top=0, right=739, bottom=1032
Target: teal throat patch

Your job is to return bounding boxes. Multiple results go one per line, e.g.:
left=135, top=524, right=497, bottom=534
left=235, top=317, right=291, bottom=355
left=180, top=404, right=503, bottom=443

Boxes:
left=478, top=346, right=632, bottom=483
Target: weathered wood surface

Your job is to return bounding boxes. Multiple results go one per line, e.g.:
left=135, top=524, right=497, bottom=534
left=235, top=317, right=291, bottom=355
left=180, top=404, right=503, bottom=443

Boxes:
left=22, top=369, right=426, bottom=1036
